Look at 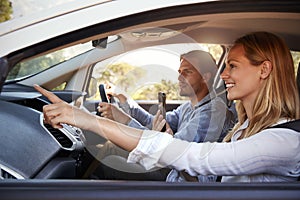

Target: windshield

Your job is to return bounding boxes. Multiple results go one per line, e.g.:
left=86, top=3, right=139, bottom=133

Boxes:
left=6, top=42, right=93, bottom=82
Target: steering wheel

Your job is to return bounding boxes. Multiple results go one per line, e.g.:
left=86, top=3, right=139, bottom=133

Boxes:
left=99, top=84, right=109, bottom=103
left=96, top=84, right=109, bottom=116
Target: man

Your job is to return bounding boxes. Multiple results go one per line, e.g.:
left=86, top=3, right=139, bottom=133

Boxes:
left=94, top=50, right=236, bottom=182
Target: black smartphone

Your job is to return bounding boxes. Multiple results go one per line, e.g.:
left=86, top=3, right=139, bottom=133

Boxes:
left=96, top=84, right=109, bottom=116
left=158, top=92, right=166, bottom=131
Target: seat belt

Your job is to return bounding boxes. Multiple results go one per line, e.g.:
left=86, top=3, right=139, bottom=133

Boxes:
left=269, top=119, right=300, bottom=132
left=270, top=119, right=300, bottom=181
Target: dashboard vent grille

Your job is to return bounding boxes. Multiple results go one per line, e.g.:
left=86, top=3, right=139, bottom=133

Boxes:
left=0, top=168, right=17, bottom=179
left=0, top=164, right=24, bottom=179
left=44, top=123, right=73, bottom=148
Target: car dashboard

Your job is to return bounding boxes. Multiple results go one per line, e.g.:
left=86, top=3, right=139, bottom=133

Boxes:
left=0, top=84, right=87, bottom=179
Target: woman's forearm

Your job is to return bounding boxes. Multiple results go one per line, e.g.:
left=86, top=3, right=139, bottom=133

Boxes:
left=90, top=116, right=142, bottom=151
left=34, top=84, right=142, bottom=152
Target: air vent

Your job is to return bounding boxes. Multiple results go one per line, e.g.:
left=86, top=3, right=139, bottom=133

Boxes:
left=1, top=168, right=16, bottom=179
left=40, top=114, right=85, bottom=151
left=0, top=164, right=24, bottom=179
left=44, top=123, right=73, bottom=148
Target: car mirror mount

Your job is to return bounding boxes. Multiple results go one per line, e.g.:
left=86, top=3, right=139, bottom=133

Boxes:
left=92, top=37, right=108, bottom=49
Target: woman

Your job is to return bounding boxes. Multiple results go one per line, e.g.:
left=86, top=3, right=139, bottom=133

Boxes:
left=35, top=32, right=300, bottom=182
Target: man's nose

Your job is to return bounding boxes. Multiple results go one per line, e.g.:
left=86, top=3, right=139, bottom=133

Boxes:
left=178, top=73, right=184, bottom=81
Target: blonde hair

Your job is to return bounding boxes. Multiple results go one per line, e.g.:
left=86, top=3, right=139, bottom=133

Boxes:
left=223, top=32, right=300, bottom=142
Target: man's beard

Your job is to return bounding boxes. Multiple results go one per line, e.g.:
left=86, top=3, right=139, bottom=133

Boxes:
left=179, top=87, right=193, bottom=97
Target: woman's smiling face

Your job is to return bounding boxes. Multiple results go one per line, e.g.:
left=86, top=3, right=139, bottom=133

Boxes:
left=220, top=45, right=263, bottom=105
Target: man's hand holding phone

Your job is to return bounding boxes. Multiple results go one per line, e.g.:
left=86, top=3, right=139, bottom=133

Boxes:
left=152, top=109, right=173, bottom=135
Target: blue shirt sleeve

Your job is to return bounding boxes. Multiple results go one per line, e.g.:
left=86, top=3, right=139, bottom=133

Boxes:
left=127, top=118, right=148, bottom=130
left=121, top=98, right=184, bottom=131
left=173, top=97, right=233, bottom=143
left=119, top=98, right=153, bottom=129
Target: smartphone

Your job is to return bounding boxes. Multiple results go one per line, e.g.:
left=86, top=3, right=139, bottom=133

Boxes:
left=158, top=92, right=166, bottom=131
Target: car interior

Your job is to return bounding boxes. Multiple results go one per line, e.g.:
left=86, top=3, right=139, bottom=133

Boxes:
left=0, top=3, right=299, bottom=199
left=0, top=0, right=300, bottom=200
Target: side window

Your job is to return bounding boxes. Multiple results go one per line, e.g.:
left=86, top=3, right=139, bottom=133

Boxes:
left=88, top=44, right=223, bottom=102
left=291, top=50, right=300, bottom=75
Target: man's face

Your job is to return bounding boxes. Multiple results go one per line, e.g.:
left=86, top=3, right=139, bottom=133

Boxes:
left=178, top=58, right=207, bottom=97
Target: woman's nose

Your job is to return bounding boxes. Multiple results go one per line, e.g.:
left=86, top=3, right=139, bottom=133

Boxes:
left=220, top=67, right=229, bottom=80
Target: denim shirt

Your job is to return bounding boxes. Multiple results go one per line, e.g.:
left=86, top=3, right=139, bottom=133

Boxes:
left=119, top=92, right=236, bottom=182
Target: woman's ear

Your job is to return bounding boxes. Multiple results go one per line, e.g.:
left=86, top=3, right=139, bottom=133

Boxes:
left=260, top=61, right=273, bottom=79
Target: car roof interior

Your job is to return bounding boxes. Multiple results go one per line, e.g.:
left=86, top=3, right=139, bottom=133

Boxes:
left=114, top=12, right=300, bottom=51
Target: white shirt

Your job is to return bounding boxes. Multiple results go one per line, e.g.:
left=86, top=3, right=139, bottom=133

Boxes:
left=127, top=119, right=300, bottom=182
